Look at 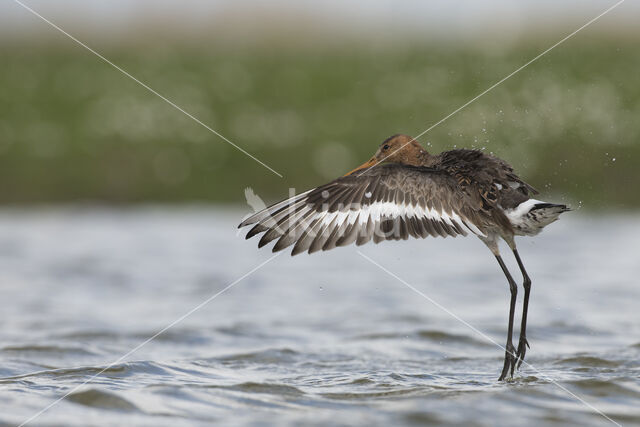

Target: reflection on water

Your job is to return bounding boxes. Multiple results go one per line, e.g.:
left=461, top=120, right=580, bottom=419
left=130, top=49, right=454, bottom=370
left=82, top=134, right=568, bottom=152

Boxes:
left=0, top=207, right=638, bottom=426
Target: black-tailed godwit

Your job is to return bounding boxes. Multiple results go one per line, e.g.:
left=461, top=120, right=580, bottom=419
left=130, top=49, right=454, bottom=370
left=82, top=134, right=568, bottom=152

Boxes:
left=239, top=134, right=570, bottom=380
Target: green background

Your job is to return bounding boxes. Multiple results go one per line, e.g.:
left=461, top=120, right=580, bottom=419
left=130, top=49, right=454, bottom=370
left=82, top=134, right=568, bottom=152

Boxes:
left=1, top=36, right=638, bottom=207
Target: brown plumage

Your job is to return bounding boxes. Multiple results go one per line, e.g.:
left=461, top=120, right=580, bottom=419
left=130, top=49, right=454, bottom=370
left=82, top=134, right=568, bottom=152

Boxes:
left=239, top=134, right=570, bottom=381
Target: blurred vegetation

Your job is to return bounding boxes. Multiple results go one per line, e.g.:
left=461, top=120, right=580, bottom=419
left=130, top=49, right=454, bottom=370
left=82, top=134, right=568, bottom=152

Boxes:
left=0, top=36, right=638, bottom=208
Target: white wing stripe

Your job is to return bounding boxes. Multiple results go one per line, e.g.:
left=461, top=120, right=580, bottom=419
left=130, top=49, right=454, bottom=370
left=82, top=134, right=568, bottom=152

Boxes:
left=304, top=201, right=483, bottom=236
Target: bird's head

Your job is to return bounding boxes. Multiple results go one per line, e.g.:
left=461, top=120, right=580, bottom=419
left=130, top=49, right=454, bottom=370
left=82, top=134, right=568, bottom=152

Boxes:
left=345, top=134, right=427, bottom=175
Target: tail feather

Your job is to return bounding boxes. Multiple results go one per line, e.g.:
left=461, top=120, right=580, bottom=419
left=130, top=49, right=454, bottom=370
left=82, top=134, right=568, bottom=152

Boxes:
left=530, top=202, right=571, bottom=213
left=505, top=199, right=570, bottom=236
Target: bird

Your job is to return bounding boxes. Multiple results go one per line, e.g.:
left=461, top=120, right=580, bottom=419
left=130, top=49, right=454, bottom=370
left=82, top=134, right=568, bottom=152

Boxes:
left=238, top=134, right=570, bottom=380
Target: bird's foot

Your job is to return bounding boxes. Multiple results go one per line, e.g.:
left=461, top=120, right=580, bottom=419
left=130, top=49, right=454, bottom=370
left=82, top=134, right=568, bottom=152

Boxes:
left=498, top=342, right=517, bottom=381
left=515, top=336, right=530, bottom=370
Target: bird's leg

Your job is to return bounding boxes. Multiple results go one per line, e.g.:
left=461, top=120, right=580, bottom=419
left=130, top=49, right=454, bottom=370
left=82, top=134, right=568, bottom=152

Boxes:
left=512, top=249, right=531, bottom=369
left=495, top=255, right=518, bottom=381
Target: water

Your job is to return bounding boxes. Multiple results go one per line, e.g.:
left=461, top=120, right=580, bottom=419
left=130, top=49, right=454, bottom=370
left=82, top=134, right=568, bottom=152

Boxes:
left=0, top=207, right=638, bottom=426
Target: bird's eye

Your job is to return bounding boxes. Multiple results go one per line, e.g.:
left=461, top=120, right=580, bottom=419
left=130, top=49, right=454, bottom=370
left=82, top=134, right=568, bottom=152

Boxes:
left=382, top=144, right=390, bottom=150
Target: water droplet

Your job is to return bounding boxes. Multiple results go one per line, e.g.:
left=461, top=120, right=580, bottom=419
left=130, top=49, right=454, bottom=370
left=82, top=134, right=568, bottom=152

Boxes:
left=612, top=158, right=616, bottom=162
left=321, top=190, right=330, bottom=198
left=365, top=191, right=372, bottom=198
left=319, top=286, right=324, bottom=291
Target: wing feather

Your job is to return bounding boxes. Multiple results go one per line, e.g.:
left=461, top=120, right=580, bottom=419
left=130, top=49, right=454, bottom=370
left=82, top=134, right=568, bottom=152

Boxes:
left=309, top=215, right=339, bottom=254
left=239, top=163, right=493, bottom=255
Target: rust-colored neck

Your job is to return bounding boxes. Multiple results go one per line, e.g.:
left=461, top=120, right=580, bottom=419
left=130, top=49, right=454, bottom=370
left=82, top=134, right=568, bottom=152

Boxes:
left=393, top=142, right=432, bottom=167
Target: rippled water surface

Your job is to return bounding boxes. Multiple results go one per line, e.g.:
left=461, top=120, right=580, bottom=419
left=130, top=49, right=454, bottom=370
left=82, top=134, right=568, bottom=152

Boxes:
left=0, top=208, right=638, bottom=426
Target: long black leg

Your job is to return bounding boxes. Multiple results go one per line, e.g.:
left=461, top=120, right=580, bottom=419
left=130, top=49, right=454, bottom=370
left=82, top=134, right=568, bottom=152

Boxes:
left=495, top=255, right=518, bottom=381
left=513, top=249, right=531, bottom=369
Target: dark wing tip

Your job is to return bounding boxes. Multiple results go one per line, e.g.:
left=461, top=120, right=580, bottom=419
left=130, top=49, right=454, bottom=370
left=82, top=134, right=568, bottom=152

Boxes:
left=290, top=243, right=308, bottom=256
left=271, top=241, right=293, bottom=254
left=245, top=224, right=268, bottom=239
left=238, top=217, right=256, bottom=228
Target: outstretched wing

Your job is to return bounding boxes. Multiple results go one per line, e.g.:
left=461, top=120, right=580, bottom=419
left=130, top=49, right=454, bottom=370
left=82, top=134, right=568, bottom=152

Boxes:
left=238, top=164, right=491, bottom=255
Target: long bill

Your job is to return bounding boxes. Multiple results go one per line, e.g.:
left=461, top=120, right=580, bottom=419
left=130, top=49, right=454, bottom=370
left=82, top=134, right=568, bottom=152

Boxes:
left=344, top=157, right=377, bottom=176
